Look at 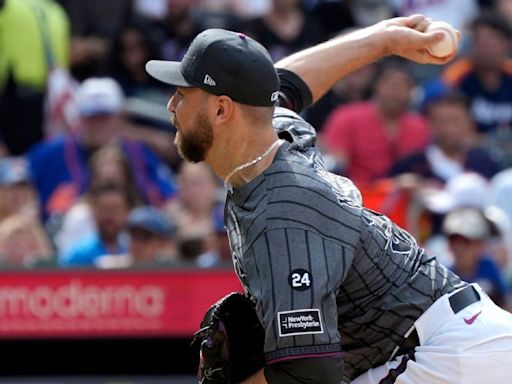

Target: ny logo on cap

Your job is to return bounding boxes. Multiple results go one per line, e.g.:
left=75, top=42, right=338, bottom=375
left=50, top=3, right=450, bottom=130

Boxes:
left=203, top=74, right=216, bottom=86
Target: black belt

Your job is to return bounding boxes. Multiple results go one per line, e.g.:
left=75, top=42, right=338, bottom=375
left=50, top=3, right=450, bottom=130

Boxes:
left=396, top=285, right=481, bottom=356
left=449, top=285, right=481, bottom=314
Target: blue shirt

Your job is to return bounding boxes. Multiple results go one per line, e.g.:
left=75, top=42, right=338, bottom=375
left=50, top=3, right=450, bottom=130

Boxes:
left=58, top=232, right=128, bottom=267
left=28, top=136, right=177, bottom=219
left=451, top=255, right=508, bottom=305
left=457, top=71, right=512, bottom=134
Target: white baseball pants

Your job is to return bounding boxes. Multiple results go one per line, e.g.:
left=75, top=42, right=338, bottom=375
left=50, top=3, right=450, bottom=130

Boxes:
left=351, top=284, right=512, bottom=384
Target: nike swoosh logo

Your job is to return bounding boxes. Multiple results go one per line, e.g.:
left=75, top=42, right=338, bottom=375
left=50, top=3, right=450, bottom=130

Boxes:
left=464, top=310, right=482, bottom=325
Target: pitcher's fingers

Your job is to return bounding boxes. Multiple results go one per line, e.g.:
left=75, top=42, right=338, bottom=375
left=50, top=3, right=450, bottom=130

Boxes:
left=423, top=29, right=447, bottom=44
left=414, top=17, right=433, bottom=33
left=405, top=14, right=428, bottom=29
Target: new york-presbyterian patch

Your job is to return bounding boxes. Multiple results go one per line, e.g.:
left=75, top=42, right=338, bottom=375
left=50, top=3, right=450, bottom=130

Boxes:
left=278, top=309, right=323, bottom=337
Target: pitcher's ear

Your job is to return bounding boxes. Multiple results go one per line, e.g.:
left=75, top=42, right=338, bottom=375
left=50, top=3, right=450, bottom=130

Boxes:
left=214, top=96, right=234, bottom=122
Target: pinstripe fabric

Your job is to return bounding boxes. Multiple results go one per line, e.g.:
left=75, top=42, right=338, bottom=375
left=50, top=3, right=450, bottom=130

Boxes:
left=224, top=107, right=465, bottom=381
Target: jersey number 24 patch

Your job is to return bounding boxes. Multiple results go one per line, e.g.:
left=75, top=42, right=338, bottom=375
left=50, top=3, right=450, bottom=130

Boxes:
left=288, top=269, right=312, bottom=291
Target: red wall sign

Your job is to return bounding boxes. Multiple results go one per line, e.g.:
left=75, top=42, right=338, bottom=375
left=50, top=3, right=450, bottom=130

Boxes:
left=0, top=269, right=241, bottom=338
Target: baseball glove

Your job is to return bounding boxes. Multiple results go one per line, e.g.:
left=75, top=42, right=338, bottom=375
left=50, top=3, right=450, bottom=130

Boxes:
left=192, top=292, right=265, bottom=384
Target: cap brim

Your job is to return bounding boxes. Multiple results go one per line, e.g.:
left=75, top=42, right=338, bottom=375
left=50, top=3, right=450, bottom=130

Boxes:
left=421, top=190, right=457, bottom=214
left=145, top=60, right=193, bottom=87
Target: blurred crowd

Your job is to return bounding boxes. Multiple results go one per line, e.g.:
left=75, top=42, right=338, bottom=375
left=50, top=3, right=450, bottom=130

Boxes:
left=1, top=0, right=512, bottom=309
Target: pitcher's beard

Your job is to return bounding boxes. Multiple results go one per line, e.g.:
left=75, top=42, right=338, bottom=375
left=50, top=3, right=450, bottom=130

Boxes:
left=172, top=111, right=213, bottom=163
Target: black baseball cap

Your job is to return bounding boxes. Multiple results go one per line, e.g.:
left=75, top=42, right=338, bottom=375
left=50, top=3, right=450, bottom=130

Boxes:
left=145, top=29, right=280, bottom=107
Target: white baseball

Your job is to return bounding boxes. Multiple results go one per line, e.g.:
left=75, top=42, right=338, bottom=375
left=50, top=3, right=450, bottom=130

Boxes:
left=425, top=21, right=459, bottom=58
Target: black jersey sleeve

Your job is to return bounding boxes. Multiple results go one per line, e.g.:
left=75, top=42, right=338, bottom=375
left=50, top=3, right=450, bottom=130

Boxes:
left=264, top=356, right=344, bottom=384
left=277, top=68, right=313, bottom=114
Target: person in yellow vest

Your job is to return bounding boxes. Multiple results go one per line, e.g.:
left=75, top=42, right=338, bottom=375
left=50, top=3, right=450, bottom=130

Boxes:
left=0, top=0, right=69, bottom=155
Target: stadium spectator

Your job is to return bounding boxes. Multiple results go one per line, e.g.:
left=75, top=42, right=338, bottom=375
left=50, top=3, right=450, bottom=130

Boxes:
left=305, top=60, right=378, bottom=136
left=419, top=172, right=511, bottom=270
left=443, top=207, right=508, bottom=307
left=95, top=206, right=179, bottom=268
left=0, top=157, right=40, bottom=222
left=440, top=11, right=512, bottom=166
left=0, top=213, right=53, bottom=268
left=421, top=171, right=491, bottom=215
left=322, top=58, right=429, bottom=187
left=239, top=0, right=324, bottom=62
left=60, top=0, right=133, bottom=80
left=58, top=183, right=134, bottom=267
left=156, top=0, right=207, bottom=63
left=0, top=0, right=70, bottom=155
left=165, top=162, right=226, bottom=267
left=107, top=21, right=171, bottom=127
left=27, top=77, right=177, bottom=221
left=390, top=91, right=501, bottom=182
left=54, top=144, right=144, bottom=254
left=419, top=171, right=489, bottom=244
left=126, top=206, right=178, bottom=263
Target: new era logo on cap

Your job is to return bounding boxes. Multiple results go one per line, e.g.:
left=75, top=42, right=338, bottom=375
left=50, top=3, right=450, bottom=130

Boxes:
left=203, top=74, right=216, bottom=86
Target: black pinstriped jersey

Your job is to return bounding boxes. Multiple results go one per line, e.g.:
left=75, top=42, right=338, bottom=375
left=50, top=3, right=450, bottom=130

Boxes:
left=224, top=107, right=466, bottom=381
